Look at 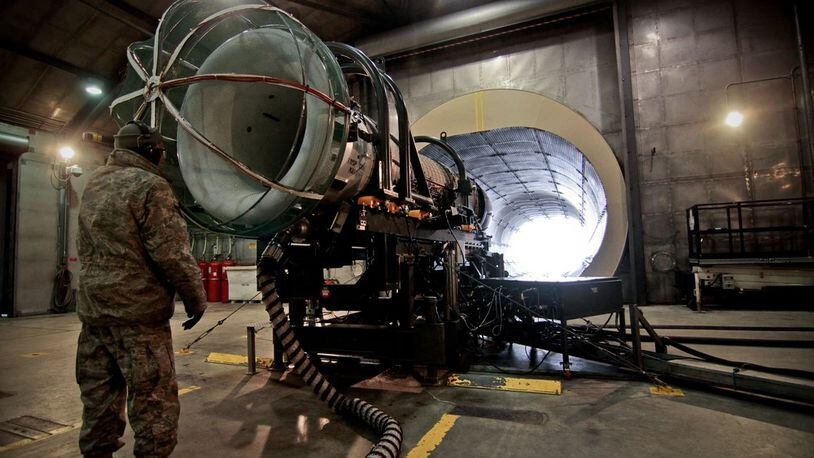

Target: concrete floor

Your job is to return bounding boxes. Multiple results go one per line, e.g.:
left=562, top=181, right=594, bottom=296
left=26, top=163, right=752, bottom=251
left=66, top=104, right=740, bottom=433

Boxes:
left=0, top=304, right=812, bottom=457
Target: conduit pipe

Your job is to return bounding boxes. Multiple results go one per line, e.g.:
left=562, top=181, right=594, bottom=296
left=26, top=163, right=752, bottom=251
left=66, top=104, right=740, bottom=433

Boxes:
left=0, top=132, right=29, bottom=153
left=357, top=0, right=597, bottom=57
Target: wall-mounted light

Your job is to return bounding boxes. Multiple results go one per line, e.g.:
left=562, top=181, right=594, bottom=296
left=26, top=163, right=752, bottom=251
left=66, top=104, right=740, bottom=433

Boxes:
left=724, top=73, right=799, bottom=131
left=724, top=110, right=743, bottom=128
left=85, top=85, right=103, bottom=96
left=58, top=146, right=76, bottom=160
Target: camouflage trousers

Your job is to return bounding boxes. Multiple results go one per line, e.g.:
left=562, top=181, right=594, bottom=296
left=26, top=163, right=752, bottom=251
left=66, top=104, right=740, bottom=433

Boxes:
left=76, top=322, right=179, bottom=457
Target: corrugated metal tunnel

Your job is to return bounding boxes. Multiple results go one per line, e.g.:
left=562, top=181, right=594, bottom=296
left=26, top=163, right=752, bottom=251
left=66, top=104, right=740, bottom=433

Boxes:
left=421, top=126, right=607, bottom=277
left=412, top=89, right=628, bottom=278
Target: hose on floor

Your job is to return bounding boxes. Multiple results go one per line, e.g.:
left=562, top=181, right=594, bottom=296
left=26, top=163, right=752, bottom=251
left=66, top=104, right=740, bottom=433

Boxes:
left=258, top=238, right=403, bottom=458
left=661, top=337, right=814, bottom=380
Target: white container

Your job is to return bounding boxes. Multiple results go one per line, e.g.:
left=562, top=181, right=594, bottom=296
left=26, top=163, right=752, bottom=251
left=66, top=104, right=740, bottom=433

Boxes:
left=224, top=265, right=259, bottom=301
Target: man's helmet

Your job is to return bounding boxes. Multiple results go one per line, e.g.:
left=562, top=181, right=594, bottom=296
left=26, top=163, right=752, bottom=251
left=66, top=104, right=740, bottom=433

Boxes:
left=114, top=120, right=165, bottom=165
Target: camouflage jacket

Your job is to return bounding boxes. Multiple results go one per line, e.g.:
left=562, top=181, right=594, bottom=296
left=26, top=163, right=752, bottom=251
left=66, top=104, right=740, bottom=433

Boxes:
left=77, top=149, right=206, bottom=326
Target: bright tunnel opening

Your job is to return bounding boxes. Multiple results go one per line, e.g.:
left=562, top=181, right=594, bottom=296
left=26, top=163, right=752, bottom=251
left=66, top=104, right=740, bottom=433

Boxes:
left=504, top=215, right=605, bottom=278
left=420, top=126, right=608, bottom=279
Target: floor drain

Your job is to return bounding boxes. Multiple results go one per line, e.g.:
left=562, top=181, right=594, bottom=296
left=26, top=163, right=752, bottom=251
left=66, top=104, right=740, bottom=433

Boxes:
left=0, top=416, right=77, bottom=450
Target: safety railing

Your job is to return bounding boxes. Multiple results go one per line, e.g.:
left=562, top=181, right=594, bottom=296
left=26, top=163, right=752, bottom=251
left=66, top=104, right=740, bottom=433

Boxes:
left=686, top=198, right=814, bottom=264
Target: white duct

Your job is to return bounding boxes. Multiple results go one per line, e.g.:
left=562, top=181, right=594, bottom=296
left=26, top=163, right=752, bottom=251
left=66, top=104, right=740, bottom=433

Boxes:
left=357, top=0, right=598, bottom=57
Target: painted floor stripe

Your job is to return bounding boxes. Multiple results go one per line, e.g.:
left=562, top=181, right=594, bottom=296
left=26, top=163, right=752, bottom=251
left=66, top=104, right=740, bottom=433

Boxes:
left=448, top=373, right=561, bottom=395
left=650, top=385, right=685, bottom=397
left=179, top=385, right=201, bottom=396
left=205, top=352, right=273, bottom=368
left=407, top=414, right=460, bottom=458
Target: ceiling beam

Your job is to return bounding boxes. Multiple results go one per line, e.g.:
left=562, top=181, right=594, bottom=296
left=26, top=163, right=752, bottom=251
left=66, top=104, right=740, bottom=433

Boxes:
left=280, top=0, right=390, bottom=27
left=60, top=82, right=120, bottom=143
left=0, top=39, right=115, bottom=85
left=78, top=0, right=157, bottom=36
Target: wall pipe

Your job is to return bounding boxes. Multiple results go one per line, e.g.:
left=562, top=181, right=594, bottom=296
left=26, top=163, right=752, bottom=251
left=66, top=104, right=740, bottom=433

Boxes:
left=724, top=70, right=806, bottom=197
left=380, top=72, right=435, bottom=204
left=613, top=0, right=647, bottom=305
left=0, top=132, right=29, bottom=153
left=356, top=0, right=598, bottom=58
left=327, top=42, right=393, bottom=195
left=793, top=2, right=814, bottom=187
left=413, top=135, right=471, bottom=209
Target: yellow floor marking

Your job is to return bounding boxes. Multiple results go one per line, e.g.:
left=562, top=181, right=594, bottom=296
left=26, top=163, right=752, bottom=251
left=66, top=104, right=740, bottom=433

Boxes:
left=175, top=348, right=194, bottom=356
left=650, top=385, right=685, bottom=397
left=500, top=377, right=562, bottom=395
left=179, top=385, right=202, bottom=396
left=407, top=414, right=460, bottom=458
left=0, top=422, right=80, bottom=453
left=205, top=352, right=273, bottom=368
left=0, top=438, right=33, bottom=452
left=448, top=373, right=561, bottom=395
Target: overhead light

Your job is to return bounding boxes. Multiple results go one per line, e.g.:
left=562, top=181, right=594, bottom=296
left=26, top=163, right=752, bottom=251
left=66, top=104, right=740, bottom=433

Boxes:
left=85, top=85, right=103, bottom=96
left=724, top=110, right=743, bottom=127
left=59, top=146, right=76, bottom=160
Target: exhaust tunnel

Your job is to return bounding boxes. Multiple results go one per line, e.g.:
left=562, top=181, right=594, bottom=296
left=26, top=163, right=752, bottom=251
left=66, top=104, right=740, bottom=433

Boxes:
left=420, top=126, right=607, bottom=277
left=413, top=89, right=628, bottom=278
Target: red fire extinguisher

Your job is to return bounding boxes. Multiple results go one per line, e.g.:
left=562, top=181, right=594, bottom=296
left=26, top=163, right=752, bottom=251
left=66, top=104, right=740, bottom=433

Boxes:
left=206, top=260, right=223, bottom=303
left=221, top=258, right=236, bottom=303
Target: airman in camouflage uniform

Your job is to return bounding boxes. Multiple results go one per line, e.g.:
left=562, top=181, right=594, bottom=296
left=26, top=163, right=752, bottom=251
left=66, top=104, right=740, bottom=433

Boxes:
left=76, top=121, right=207, bottom=457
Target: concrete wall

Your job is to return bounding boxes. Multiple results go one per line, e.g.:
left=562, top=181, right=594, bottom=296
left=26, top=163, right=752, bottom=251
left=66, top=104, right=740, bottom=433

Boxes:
left=628, top=0, right=804, bottom=302
left=386, top=12, right=623, bottom=161
left=385, top=0, right=805, bottom=303
left=10, top=127, right=105, bottom=316
left=5, top=118, right=255, bottom=316
left=14, top=151, right=60, bottom=316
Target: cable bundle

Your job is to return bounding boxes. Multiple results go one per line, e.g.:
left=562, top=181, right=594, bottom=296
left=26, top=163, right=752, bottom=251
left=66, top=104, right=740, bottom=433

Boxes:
left=51, top=267, right=74, bottom=313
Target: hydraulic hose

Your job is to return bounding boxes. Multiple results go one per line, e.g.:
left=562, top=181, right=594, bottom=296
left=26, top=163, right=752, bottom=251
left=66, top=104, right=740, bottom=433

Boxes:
left=258, top=237, right=403, bottom=458
left=662, top=337, right=814, bottom=380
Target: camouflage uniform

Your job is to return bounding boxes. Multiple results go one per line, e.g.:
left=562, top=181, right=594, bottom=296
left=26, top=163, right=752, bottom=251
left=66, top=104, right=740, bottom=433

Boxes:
left=76, top=149, right=206, bottom=457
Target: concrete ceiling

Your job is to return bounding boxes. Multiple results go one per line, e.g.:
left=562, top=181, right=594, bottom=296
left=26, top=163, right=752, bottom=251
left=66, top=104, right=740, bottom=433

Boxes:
left=0, top=0, right=497, bottom=136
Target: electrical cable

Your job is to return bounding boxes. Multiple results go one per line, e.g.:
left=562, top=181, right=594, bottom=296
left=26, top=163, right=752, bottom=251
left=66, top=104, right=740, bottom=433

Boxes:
left=487, top=348, right=552, bottom=375
left=661, top=337, right=814, bottom=380
left=569, top=315, right=814, bottom=383
left=49, top=164, right=69, bottom=190
left=182, top=291, right=260, bottom=351
left=443, top=210, right=467, bottom=264
left=425, top=389, right=457, bottom=407
left=51, top=268, right=74, bottom=313
left=457, top=270, right=666, bottom=385
left=581, top=314, right=615, bottom=337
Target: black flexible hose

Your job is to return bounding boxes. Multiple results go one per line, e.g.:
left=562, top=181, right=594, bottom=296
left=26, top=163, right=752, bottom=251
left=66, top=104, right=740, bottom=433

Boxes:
left=661, top=337, right=814, bottom=380
left=51, top=267, right=74, bottom=313
left=259, top=239, right=402, bottom=458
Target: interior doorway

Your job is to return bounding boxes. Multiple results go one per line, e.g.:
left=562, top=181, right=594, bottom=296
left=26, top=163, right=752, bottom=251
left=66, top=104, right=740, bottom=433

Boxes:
left=0, top=155, right=17, bottom=316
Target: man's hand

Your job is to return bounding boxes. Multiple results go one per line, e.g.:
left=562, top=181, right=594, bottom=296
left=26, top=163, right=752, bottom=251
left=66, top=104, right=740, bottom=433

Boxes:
left=182, top=312, right=204, bottom=330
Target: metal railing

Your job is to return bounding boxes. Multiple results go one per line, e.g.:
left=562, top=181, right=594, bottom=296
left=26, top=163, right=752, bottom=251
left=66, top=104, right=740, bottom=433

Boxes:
left=687, top=198, right=814, bottom=264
